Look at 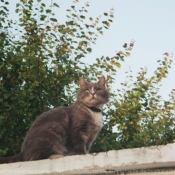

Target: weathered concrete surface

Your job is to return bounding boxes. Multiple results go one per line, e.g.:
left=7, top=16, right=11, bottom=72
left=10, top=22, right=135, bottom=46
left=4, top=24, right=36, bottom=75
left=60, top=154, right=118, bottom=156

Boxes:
left=0, top=143, right=175, bottom=175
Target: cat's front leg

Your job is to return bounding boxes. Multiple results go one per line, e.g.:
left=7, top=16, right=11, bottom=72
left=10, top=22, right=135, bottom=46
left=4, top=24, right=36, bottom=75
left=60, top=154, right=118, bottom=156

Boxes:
left=72, top=133, right=87, bottom=155
left=86, top=140, right=93, bottom=153
left=74, top=144, right=86, bottom=155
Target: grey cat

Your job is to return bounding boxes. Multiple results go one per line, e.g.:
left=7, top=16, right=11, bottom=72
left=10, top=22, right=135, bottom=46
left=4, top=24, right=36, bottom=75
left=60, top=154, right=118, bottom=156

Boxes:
left=0, top=76, right=108, bottom=164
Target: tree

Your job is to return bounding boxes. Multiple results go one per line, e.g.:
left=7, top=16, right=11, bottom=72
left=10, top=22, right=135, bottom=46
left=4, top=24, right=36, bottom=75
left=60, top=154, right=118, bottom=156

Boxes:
left=91, top=56, right=175, bottom=152
left=0, top=0, right=132, bottom=156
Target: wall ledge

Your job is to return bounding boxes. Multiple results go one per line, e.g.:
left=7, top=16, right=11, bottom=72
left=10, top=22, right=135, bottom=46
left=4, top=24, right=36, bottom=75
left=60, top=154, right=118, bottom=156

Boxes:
left=0, top=143, right=175, bottom=175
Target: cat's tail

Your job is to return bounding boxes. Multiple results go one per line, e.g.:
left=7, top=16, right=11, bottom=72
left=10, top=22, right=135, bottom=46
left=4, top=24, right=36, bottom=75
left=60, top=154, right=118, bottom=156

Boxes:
left=0, top=153, right=23, bottom=164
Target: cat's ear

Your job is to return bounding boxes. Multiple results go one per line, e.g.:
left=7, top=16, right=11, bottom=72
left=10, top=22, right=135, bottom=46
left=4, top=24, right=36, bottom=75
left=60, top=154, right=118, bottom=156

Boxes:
left=79, top=77, right=87, bottom=89
left=98, top=75, right=106, bottom=88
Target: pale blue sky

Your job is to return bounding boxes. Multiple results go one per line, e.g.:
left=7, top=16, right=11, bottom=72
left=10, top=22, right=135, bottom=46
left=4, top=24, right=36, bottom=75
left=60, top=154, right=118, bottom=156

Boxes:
left=8, top=0, right=175, bottom=100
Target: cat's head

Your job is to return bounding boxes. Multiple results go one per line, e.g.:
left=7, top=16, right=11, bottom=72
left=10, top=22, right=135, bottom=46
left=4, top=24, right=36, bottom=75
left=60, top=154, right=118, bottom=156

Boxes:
left=77, top=76, right=109, bottom=108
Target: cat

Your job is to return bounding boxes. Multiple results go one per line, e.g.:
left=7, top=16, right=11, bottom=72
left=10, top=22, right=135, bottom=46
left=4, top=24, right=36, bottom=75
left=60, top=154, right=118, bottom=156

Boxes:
left=0, top=76, right=108, bottom=164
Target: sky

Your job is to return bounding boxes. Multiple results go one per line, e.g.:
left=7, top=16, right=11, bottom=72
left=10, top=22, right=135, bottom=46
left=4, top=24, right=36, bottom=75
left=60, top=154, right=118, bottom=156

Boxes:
left=8, top=0, right=175, bottom=100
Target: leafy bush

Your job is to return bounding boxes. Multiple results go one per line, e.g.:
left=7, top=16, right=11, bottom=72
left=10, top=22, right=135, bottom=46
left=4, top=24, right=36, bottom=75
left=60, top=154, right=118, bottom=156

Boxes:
left=91, top=57, right=175, bottom=152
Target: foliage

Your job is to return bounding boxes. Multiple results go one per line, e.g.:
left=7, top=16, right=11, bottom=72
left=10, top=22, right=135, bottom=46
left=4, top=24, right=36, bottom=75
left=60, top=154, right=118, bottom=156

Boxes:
left=91, top=57, right=175, bottom=152
left=0, top=0, right=132, bottom=156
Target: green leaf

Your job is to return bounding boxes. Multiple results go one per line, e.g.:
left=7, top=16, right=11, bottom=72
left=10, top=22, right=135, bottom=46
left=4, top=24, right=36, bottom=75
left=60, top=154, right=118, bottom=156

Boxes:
left=40, top=15, right=47, bottom=21
left=85, top=24, right=89, bottom=28
left=102, top=21, right=110, bottom=27
left=97, top=27, right=102, bottom=31
left=87, top=48, right=92, bottom=52
left=80, top=15, right=85, bottom=19
left=123, top=43, right=127, bottom=48
left=106, top=22, right=110, bottom=27
left=50, top=18, right=57, bottom=22
left=15, top=9, right=19, bottom=13
left=53, top=3, right=59, bottom=8
left=46, top=9, right=51, bottom=13
left=72, top=13, right=77, bottom=17
left=115, top=62, right=121, bottom=68
left=126, top=52, right=130, bottom=56
left=41, top=3, right=45, bottom=7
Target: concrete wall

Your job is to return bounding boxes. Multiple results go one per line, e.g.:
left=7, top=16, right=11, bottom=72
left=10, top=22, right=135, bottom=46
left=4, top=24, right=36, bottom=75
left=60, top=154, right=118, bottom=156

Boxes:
left=0, top=143, right=175, bottom=175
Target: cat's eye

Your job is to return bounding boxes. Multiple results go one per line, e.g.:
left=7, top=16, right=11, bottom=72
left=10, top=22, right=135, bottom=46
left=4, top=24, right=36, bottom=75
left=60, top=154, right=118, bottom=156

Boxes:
left=97, top=88, right=101, bottom=91
left=85, top=89, right=89, bottom=92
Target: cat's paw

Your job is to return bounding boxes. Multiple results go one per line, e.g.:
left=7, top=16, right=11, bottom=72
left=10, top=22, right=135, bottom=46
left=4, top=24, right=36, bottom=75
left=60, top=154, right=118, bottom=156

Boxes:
left=49, top=154, right=64, bottom=159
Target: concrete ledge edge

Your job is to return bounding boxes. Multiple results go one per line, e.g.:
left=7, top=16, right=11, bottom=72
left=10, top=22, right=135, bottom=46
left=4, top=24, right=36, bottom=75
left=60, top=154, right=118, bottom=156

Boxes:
left=0, top=143, right=175, bottom=175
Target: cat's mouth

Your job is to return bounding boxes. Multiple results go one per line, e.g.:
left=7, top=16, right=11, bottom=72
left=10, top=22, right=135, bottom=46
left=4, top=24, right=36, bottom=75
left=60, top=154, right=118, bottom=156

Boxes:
left=91, top=95, right=95, bottom=99
left=91, top=96, right=97, bottom=101
left=91, top=94, right=97, bottom=99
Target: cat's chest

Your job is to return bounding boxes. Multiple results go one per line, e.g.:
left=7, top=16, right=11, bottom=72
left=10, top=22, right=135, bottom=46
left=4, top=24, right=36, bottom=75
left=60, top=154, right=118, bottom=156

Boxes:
left=89, top=110, right=103, bottom=128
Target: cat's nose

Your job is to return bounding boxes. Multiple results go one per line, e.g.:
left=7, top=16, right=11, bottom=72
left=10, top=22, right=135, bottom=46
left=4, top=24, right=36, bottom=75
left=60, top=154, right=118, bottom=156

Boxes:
left=91, top=92, right=95, bottom=96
